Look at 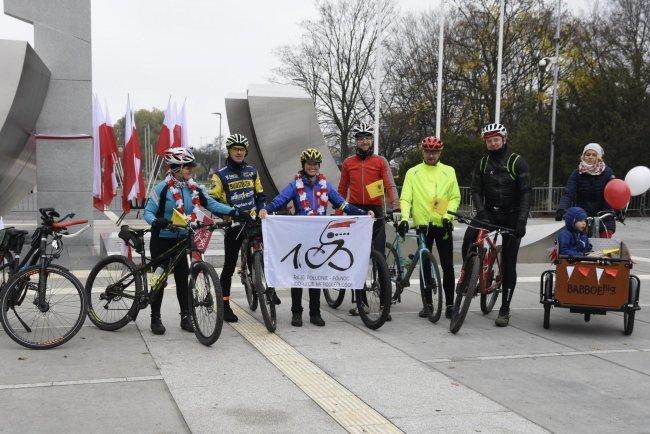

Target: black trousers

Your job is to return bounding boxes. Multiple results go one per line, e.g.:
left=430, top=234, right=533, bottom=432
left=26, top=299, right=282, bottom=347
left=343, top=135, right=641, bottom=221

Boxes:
left=461, top=212, right=521, bottom=310
left=291, top=288, right=321, bottom=315
left=424, top=225, right=455, bottom=307
left=149, top=235, right=190, bottom=317
left=220, top=224, right=245, bottom=300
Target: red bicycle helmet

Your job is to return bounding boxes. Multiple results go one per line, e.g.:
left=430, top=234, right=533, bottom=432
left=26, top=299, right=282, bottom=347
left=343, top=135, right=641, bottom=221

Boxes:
left=420, top=136, right=444, bottom=151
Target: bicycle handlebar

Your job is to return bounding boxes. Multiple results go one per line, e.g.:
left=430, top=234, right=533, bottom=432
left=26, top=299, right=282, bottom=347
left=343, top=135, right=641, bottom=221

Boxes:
left=447, top=211, right=514, bottom=235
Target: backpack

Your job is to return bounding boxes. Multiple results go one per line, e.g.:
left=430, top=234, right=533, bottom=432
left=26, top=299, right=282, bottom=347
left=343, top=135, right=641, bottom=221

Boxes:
left=480, top=153, right=520, bottom=180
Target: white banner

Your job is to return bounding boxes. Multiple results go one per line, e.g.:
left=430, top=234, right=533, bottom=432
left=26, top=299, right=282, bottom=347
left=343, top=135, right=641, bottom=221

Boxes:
left=262, top=215, right=374, bottom=289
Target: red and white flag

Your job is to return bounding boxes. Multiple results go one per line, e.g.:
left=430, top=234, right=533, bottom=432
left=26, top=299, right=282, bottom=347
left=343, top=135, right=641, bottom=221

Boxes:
left=172, top=101, right=181, bottom=148
left=121, top=95, right=146, bottom=213
left=92, top=94, right=105, bottom=210
left=176, top=100, right=189, bottom=148
left=155, top=97, right=176, bottom=156
left=92, top=95, right=118, bottom=210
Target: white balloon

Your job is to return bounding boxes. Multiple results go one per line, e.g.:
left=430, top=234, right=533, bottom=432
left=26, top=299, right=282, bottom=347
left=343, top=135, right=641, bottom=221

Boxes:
left=625, top=166, right=650, bottom=196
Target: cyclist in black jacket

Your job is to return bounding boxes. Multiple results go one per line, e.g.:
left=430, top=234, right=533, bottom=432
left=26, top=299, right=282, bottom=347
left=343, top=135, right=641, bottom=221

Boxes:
left=461, top=123, right=532, bottom=327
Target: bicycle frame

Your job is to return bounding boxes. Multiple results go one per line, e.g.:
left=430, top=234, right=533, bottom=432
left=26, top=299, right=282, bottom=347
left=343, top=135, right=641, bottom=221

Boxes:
left=470, top=229, right=503, bottom=296
left=390, top=227, right=433, bottom=297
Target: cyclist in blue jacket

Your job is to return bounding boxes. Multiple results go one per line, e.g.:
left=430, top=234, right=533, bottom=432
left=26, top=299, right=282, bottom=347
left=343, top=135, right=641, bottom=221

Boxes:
left=259, top=148, right=372, bottom=327
left=144, top=148, right=241, bottom=335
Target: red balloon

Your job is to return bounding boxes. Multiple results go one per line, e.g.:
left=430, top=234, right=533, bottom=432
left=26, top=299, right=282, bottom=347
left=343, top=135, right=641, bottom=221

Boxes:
left=604, top=179, right=631, bottom=210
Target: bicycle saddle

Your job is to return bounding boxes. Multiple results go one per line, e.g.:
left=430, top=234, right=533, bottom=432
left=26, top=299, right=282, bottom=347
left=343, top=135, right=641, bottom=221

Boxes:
left=118, top=225, right=145, bottom=253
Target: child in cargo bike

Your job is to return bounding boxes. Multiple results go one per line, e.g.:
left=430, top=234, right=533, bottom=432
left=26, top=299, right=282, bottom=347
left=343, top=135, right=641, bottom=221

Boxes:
left=557, top=207, right=593, bottom=257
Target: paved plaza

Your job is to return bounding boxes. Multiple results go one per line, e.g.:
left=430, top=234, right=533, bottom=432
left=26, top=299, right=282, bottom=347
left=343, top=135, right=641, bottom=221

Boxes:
left=1, top=217, right=648, bottom=433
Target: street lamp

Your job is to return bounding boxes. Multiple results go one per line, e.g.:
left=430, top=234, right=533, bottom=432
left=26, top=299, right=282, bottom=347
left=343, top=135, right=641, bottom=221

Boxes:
left=545, top=0, right=562, bottom=212
left=211, top=112, right=222, bottom=169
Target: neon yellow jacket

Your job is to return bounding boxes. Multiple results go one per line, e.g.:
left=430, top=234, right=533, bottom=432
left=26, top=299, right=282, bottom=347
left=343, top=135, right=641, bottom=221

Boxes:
left=400, top=161, right=461, bottom=227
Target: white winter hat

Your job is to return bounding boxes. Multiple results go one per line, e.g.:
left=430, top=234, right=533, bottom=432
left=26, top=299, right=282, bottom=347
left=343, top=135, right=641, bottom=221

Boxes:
left=582, top=143, right=604, bottom=158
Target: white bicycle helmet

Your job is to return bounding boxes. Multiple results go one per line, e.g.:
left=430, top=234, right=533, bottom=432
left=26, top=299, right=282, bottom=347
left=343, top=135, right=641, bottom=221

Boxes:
left=481, top=123, right=508, bottom=139
left=164, top=147, right=196, bottom=166
left=352, top=122, right=374, bottom=138
left=225, top=134, right=249, bottom=149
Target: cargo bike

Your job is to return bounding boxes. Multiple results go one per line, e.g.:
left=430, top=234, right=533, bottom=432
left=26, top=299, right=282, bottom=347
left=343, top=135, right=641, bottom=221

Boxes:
left=540, top=237, right=640, bottom=335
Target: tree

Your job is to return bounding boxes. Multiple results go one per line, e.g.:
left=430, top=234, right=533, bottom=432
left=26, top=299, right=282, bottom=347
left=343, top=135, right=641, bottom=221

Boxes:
left=274, top=0, right=393, bottom=159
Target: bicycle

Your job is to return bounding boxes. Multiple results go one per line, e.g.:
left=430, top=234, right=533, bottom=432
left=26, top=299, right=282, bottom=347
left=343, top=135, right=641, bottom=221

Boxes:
left=0, top=208, right=89, bottom=349
left=239, top=219, right=277, bottom=332
left=379, top=212, right=443, bottom=323
left=587, top=210, right=624, bottom=238
left=85, top=220, right=229, bottom=346
left=447, top=211, right=509, bottom=334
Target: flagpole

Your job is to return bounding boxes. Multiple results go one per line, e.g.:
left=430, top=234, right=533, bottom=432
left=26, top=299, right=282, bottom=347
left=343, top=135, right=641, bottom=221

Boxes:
left=495, top=0, right=506, bottom=124
left=435, top=0, right=445, bottom=137
left=372, top=6, right=383, bottom=155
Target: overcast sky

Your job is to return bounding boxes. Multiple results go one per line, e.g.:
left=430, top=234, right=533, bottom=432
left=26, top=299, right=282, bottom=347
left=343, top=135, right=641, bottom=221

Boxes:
left=1, top=0, right=592, bottom=147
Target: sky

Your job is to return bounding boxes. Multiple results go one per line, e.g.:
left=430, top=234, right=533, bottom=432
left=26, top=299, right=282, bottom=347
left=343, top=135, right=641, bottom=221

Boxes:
left=1, top=0, right=593, bottom=147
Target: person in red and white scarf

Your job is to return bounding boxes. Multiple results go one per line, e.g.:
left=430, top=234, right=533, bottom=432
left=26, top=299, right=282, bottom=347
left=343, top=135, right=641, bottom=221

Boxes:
left=259, top=148, right=373, bottom=327
left=144, top=148, right=244, bottom=335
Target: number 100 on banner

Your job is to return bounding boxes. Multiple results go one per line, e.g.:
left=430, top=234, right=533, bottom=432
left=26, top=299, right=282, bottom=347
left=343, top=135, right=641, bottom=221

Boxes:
left=262, top=215, right=373, bottom=289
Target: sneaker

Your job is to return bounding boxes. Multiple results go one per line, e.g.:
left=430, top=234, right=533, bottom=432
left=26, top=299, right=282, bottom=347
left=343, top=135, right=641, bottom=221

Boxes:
left=310, top=314, right=326, bottom=327
left=495, top=307, right=510, bottom=327
left=445, top=305, right=453, bottom=319
left=151, top=316, right=166, bottom=335
left=418, top=304, right=432, bottom=318
left=349, top=307, right=359, bottom=316
left=272, top=292, right=282, bottom=305
left=180, top=314, right=194, bottom=332
left=224, top=305, right=239, bottom=323
left=291, top=312, right=303, bottom=327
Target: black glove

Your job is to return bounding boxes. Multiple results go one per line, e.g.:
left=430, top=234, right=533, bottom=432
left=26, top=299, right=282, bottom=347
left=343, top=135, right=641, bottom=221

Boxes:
left=555, top=209, right=565, bottom=222
left=442, top=218, right=453, bottom=233
left=514, top=220, right=527, bottom=238
left=397, top=220, right=409, bottom=237
left=152, top=217, right=169, bottom=229
left=476, top=209, right=490, bottom=222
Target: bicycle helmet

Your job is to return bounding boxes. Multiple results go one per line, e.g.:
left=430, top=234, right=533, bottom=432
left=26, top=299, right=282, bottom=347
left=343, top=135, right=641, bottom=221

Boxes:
left=225, top=134, right=249, bottom=149
left=420, top=136, right=444, bottom=151
left=164, top=147, right=196, bottom=166
left=300, top=148, right=323, bottom=164
left=352, top=122, right=374, bottom=138
left=481, top=123, right=507, bottom=139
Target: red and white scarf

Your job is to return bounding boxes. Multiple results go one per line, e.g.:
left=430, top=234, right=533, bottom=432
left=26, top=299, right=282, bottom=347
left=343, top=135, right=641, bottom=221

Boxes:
left=165, top=173, right=201, bottom=222
left=295, top=173, right=328, bottom=215
left=578, top=160, right=606, bottom=176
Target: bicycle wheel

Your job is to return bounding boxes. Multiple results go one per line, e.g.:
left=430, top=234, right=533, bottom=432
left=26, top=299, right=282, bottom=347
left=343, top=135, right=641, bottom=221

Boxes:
left=385, top=243, right=402, bottom=302
left=0, top=265, right=86, bottom=349
left=240, top=242, right=258, bottom=311
left=253, top=251, right=276, bottom=332
left=86, top=255, right=142, bottom=331
left=420, top=250, right=443, bottom=324
left=189, top=261, right=224, bottom=346
left=480, top=246, right=502, bottom=314
left=450, top=253, right=480, bottom=334
left=356, top=250, right=392, bottom=330
left=323, top=288, right=346, bottom=308
left=624, top=310, right=635, bottom=335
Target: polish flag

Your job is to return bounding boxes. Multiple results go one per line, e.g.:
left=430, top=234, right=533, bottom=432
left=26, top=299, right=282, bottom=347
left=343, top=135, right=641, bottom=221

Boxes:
left=121, top=95, right=146, bottom=213
left=100, top=101, right=119, bottom=202
left=172, top=99, right=189, bottom=149
left=92, top=95, right=118, bottom=210
left=92, top=94, right=105, bottom=210
left=172, top=100, right=181, bottom=147
left=156, top=97, right=176, bottom=156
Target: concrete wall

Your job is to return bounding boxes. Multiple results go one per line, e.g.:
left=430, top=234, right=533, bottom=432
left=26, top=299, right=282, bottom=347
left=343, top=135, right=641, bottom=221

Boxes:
left=5, top=0, right=93, bottom=245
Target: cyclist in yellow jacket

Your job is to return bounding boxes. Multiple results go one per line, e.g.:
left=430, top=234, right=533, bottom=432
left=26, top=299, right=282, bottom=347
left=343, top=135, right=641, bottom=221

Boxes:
left=399, top=136, right=461, bottom=319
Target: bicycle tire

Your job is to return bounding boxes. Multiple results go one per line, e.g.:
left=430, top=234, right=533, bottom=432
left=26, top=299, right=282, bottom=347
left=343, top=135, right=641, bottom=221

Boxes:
left=385, top=242, right=402, bottom=302
left=253, top=251, right=276, bottom=332
left=356, top=250, right=392, bottom=330
left=85, top=255, right=142, bottom=331
left=421, top=250, right=443, bottom=324
left=624, top=310, right=635, bottom=335
left=189, top=261, right=224, bottom=346
left=240, top=241, right=258, bottom=311
left=323, top=288, right=346, bottom=308
left=480, top=246, right=502, bottom=314
left=0, top=265, right=87, bottom=349
left=450, top=253, right=480, bottom=334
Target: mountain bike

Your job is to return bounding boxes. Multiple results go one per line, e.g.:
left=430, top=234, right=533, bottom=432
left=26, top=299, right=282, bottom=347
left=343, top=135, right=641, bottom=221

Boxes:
left=383, top=213, right=443, bottom=323
left=85, top=220, right=229, bottom=346
left=239, top=219, right=277, bottom=332
left=447, top=211, right=509, bottom=334
left=0, top=208, right=89, bottom=349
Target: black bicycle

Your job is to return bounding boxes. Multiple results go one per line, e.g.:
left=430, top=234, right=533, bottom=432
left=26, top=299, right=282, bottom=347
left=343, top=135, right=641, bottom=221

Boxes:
left=85, top=221, right=228, bottom=346
left=239, top=219, right=277, bottom=332
left=0, top=208, right=89, bottom=349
